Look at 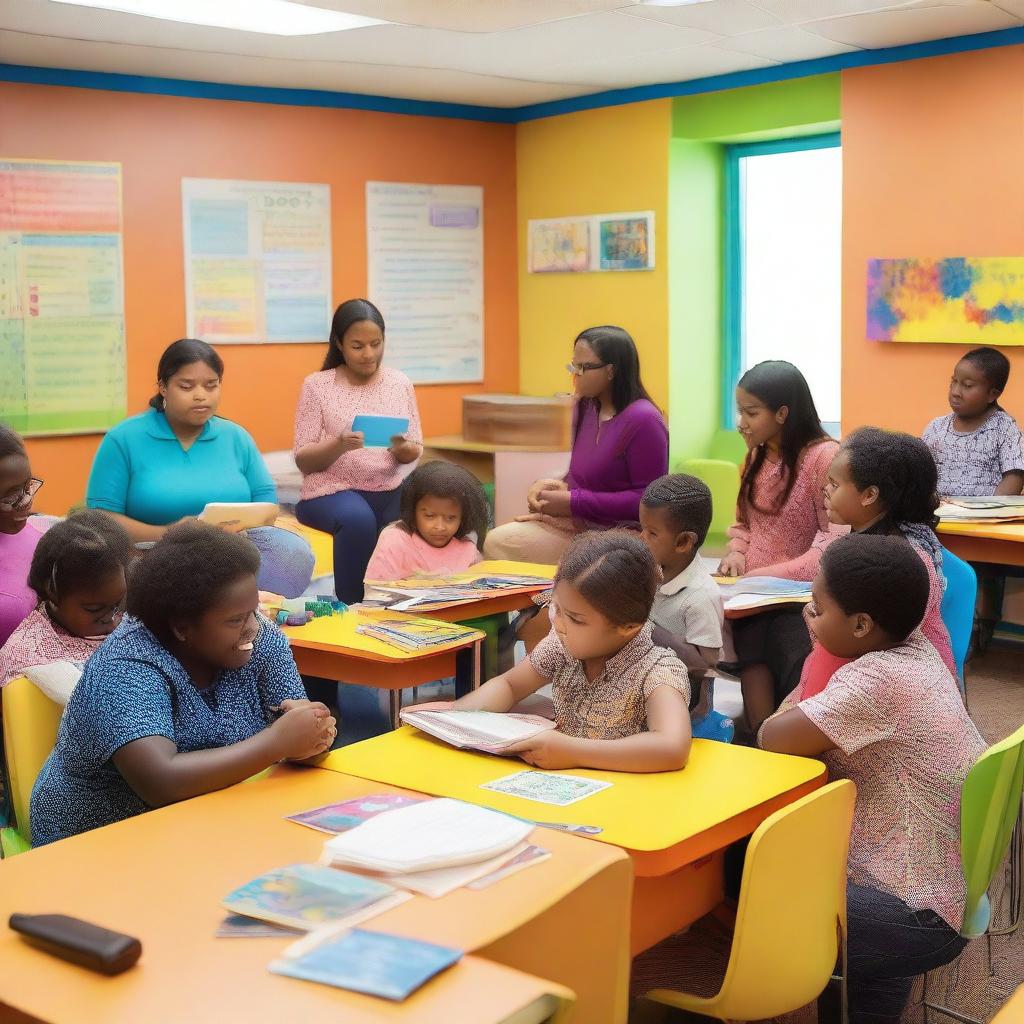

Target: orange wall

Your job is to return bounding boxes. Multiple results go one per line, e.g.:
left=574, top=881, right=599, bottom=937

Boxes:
left=841, top=46, right=1024, bottom=437
left=1, top=82, right=518, bottom=514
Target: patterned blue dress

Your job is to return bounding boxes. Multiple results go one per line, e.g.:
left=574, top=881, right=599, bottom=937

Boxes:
left=30, top=616, right=304, bottom=846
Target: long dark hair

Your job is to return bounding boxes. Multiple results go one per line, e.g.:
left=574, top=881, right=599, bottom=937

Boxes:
left=322, top=299, right=386, bottom=371
left=149, top=339, right=224, bottom=411
left=573, top=326, right=656, bottom=441
left=738, top=360, right=828, bottom=514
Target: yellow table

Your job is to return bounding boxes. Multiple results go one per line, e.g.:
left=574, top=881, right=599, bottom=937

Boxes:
left=993, top=984, right=1024, bottom=1023
left=0, top=768, right=630, bottom=1024
left=938, top=520, right=1024, bottom=568
left=283, top=611, right=484, bottom=729
left=274, top=515, right=334, bottom=580
left=322, top=728, right=826, bottom=953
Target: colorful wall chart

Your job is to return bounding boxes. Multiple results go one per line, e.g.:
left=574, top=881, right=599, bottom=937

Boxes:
left=0, top=159, right=126, bottom=436
left=367, top=182, right=484, bottom=384
left=182, top=178, right=331, bottom=344
left=527, top=210, right=655, bottom=273
left=867, top=257, right=1024, bottom=345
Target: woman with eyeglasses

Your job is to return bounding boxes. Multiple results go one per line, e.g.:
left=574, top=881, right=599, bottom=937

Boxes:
left=0, top=510, right=133, bottom=689
left=483, top=326, right=668, bottom=563
left=0, top=425, right=48, bottom=648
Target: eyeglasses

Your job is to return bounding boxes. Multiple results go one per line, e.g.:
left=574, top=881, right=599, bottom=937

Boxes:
left=566, top=361, right=609, bottom=376
left=0, top=477, right=43, bottom=513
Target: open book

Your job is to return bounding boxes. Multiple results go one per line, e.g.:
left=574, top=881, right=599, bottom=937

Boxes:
left=714, top=575, right=812, bottom=616
left=937, top=497, right=1024, bottom=523
left=400, top=708, right=557, bottom=754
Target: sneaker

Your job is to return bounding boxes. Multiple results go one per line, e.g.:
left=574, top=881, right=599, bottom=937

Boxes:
left=691, top=709, right=735, bottom=744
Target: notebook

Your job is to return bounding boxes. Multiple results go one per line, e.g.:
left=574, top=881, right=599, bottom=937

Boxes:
left=937, top=497, right=1024, bottom=522
left=351, top=414, right=410, bottom=448
left=356, top=617, right=478, bottom=652
left=321, top=797, right=533, bottom=874
left=269, top=928, right=462, bottom=1001
left=378, top=841, right=531, bottom=898
left=200, top=502, right=278, bottom=531
left=399, top=708, right=557, bottom=754
left=222, top=863, right=399, bottom=931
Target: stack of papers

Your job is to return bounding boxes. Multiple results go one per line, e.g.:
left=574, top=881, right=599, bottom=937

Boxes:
left=320, top=798, right=538, bottom=898
left=714, top=575, right=812, bottom=615
left=356, top=617, right=478, bottom=652
left=399, top=708, right=557, bottom=754
left=363, top=573, right=551, bottom=612
left=222, top=863, right=408, bottom=932
left=937, top=497, right=1024, bottom=523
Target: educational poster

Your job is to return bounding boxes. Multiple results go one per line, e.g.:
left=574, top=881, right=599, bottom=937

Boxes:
left=366, top=182, right=483, bottom=384
left=526, top=210, right=655, bottom=273
left=0, top=159, right=126, bottom=436
left=182, top=178, right=331, bottom=344
left=528, top=217, right=590, bottom=273
left=867, top=257, right=1024, bottom=345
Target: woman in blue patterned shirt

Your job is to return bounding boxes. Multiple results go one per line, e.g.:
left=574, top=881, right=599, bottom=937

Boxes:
left=31, top=522, right=336, bottom=846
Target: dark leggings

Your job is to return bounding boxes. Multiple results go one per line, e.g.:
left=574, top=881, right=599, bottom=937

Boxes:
left=296, top=486, right=402, bottom=604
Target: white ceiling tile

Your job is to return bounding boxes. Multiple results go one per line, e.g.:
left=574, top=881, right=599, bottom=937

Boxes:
left=0, top=31, right=602, bottom=106
left=808, top=2, right=1021, bottom=46
left=749, top=0, right=919, bottom=25
left=623, top=0, right=784, bottom=35
left=724, top=24, right=860, bottom=58
left=542, top=43, right=777, bottom=88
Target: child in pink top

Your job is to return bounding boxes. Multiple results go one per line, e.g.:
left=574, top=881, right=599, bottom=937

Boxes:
left=365, top=462, right=487, bottom=582
left=760, top=535, right=983, bottom=1023
left=718, top=360, right=847, bottom=733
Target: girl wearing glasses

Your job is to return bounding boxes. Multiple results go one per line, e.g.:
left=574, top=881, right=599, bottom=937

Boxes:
left=483, top=326, right=668, bottom=564
left=0, top=510, right=133, bottom=689
left=0, top=425, right=47, bottom=648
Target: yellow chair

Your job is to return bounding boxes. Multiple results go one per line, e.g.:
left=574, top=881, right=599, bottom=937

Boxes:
left=1, top=675, right=63, bottom=855
left=638, top=779, right=856, bottom=1022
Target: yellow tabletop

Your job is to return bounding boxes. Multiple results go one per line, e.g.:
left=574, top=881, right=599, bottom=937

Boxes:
left=937, top=519, right=1024, bottom=567
left=0, top=767, right=628, bottom=1024
left=275, top=515, right=334, bottom=580
left=938, top=520, right=1024, bottom=542
left=321, top=728, right=826, bottom=876
left=992, top=983, right=1024, bottom=1023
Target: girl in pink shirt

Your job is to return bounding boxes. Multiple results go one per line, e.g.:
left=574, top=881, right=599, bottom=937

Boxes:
left=718, top=360, right=846, bottom=733
left=365, top=462, right=487, bottom=582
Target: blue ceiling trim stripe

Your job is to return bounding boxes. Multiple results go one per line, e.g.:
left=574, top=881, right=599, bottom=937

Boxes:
left=1, top=24, right=1022, bottom=125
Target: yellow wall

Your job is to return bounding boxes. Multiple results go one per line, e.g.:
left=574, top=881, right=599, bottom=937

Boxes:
left=515, top=99, right=672, bottom=411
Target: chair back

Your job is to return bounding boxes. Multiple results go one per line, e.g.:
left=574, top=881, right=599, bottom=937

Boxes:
left=678, top=458, right=740, bottom=548
left=940, top=547, right=977, bottom=684
left=960, top=723, right=1024, bottom=937
left=2, top=675, right=63, bottom=847
left=709, top=780, right=856, bottom=1019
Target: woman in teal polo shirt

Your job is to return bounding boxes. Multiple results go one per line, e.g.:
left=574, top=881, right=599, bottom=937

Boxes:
left=86, top=339, right=314, bottom=597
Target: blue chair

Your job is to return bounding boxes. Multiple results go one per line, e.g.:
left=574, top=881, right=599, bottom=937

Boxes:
left=940, top=547, right=977, bottom=692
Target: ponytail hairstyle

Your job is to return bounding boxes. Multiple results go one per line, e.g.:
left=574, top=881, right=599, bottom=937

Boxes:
left=737, top=360, right=828, bottom=514
left=322, top=299, right=386, bottom=372
left=150, top=339, right=224, bottom=412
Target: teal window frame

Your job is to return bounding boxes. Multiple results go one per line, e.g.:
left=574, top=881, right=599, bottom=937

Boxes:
left=722, top=132, right=842, bottom=428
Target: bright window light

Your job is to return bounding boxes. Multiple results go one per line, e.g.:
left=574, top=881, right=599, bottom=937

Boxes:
left=48, top=0, right=386, bottom=36
left=740, top=145, right=843, bottom=430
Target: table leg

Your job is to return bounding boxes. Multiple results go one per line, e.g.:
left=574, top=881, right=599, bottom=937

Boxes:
left=388, top=690, right=402, bottom=731
left=454, top=641, right=482, bottom=698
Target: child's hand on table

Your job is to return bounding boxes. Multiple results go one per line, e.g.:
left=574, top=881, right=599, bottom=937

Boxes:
left=504, top=731, right=579, bottom=770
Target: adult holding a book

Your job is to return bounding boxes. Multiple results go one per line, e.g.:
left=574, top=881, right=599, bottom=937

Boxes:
left=86, top=338, right=314, bottom=598
left=293, top=298, right=423, bottom=604
left=484, top=325, right=669, bottom=563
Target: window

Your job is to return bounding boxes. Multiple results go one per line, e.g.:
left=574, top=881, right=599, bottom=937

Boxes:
left=724, top=134, right=842, bottom=435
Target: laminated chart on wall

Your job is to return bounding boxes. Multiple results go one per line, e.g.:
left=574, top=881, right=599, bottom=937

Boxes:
left=182, top=178, right=331, bottom=344
left=0, top=159, right=126, bottom=436
left=367, top=182, right=483, bottom=384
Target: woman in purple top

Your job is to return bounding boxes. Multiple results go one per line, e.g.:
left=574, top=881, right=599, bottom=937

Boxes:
left=483, top=326, right=668, bottom=563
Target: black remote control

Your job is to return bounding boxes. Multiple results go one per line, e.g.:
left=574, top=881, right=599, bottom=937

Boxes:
left=9, top=913, right=141, bottom=975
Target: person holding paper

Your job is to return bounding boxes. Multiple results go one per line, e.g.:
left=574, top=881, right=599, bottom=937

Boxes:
left=86, top=339, right=314, bottom=598
left=293, top=299, right=423, bottom=604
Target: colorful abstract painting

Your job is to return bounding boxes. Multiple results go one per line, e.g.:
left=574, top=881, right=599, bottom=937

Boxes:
left=867, top=257, right=1024, bottom=345
left=528, top=217, right=590, bottom=273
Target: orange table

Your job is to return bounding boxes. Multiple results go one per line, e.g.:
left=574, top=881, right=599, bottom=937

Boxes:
left=938, top=520, right=1024, bottom=568
left=0, top=768, right=631, bottom=1024
left=283, top=610, right=484, bottom=729
left=322, top=729, right=827, bottom=954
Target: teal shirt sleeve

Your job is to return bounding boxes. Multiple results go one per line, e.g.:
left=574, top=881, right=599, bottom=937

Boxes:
left=86, top=427, right=132, bottom=515
left=236, top=426, right=278, bottom=503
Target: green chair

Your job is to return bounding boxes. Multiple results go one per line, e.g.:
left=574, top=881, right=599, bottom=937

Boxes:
left=924, top=722, right=1024, bottom=1023
left=679, top=458, right=740, bottom=553
left=707, top=430, right=748, bottom=467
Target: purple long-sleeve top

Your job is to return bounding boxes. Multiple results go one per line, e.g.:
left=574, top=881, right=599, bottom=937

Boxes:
left=567, top=398, right=669, bottom=526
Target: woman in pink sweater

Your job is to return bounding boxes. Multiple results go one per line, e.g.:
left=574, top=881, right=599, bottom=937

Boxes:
left=719, top=361, right=846, bottom=733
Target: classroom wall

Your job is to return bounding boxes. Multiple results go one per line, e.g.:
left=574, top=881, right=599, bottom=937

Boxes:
left=2, top=82, right=519, bottom=515
left=515, top=99, right=672, bottom=413
left=841, top=46, right=1024, bottom=435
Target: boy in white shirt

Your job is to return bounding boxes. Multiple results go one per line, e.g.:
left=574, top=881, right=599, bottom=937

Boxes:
left=639, top=475, right=727, bottom=735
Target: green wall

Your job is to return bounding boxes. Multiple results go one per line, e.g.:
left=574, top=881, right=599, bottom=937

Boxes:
left=667, top=74, right=841, bottom=469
